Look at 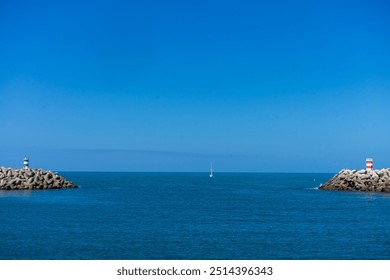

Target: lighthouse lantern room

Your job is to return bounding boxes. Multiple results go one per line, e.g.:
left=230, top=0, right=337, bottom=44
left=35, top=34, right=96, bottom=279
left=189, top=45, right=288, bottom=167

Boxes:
left=23, top=157, right=29, bottom=170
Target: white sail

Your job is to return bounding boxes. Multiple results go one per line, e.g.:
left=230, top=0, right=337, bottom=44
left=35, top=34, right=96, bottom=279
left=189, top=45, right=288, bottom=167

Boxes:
left=209, top=163, right=213, bottom=178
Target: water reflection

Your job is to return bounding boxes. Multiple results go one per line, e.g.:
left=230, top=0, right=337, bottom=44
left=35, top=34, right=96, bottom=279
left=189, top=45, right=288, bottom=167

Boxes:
left=0, top=190, right=33, bottom=198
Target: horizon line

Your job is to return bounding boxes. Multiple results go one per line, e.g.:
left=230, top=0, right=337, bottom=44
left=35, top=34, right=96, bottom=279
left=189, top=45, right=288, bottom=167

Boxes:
left=53, top=170, right=337, bottom=174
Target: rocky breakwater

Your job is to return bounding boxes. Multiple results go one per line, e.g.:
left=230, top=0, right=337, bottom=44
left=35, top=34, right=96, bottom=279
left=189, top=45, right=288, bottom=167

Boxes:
left=320, top=169, right=390, bottom=193
left=0, top=168, right=78, bottom=190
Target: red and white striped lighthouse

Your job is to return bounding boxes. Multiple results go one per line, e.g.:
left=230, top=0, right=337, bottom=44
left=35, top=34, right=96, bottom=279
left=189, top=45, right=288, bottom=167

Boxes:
left=366, top=158, right=373, bottom=171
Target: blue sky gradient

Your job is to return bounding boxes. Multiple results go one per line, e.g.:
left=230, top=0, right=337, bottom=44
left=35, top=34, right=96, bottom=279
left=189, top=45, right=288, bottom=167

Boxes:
left=1, top=0, right=389, bottom=172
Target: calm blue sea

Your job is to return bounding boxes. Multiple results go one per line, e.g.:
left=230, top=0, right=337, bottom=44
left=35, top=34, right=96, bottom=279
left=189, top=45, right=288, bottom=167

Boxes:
left=1, top=172, right=389, bottom=260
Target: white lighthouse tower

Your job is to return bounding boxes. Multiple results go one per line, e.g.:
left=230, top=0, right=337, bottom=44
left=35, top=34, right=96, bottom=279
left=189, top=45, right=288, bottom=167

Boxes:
left=23, top=156, right=29, bottom=170
left=366, top=158, right=373, bottom=171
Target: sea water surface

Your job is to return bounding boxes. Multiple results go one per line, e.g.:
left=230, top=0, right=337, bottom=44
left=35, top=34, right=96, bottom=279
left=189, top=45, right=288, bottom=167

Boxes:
left=1, top=172, right=390, bottom=260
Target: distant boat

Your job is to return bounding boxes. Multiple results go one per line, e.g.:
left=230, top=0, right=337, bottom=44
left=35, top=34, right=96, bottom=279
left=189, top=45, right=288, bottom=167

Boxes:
left=209, top=163, right=214, bottom=178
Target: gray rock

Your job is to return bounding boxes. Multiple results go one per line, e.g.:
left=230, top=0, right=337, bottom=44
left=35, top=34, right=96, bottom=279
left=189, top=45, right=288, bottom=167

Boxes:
left=320, top=168, right=390, bottom=193
left=0, top=168, right=78, bottom=190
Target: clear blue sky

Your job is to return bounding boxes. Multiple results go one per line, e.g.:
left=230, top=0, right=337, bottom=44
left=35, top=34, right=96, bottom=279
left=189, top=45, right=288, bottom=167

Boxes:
left=1, top=0, right=389, bottom=172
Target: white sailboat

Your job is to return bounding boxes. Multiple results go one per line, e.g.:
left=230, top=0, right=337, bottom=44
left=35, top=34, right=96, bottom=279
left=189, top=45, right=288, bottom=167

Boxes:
left=209, top=162, right=214, bottom=178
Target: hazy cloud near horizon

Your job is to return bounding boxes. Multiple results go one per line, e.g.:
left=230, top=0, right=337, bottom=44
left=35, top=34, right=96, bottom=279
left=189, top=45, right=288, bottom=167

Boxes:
left=0, top=147, right=388, bottom=173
